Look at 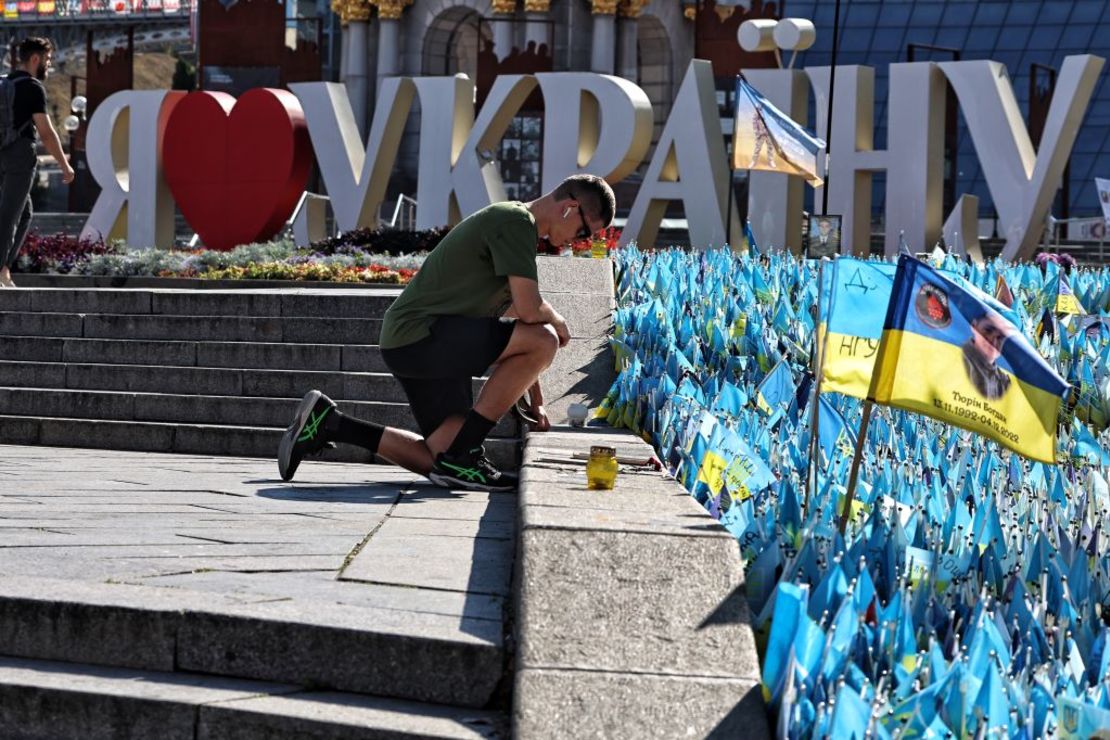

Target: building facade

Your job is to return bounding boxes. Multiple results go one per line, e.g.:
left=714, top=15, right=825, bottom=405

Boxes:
left=327, top=0, right=1107, bottom=227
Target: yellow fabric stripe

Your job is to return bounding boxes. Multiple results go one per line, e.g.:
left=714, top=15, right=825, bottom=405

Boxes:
left=817, top=327, right=882, bottom=400
left=872, top=330, right=1060, bottom=463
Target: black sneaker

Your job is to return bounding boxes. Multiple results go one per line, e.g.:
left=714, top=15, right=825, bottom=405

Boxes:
left=278, top=390, right=337, bottom=481
left=428, top=447, right=517, bottom=492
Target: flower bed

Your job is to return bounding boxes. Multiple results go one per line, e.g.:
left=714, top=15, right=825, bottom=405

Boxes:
left=15, top=233, right=425, bottom=285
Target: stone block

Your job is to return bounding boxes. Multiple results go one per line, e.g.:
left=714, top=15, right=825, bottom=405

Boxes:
left=30, top=289, right=154, bottom=315
left=63, top=338, right=199, bottom=367
left=0, top=579, right=180, bottom=671
left=0, top=291, right=33, bottom=312
left=173, top=424, right=277, bottom=458
left=0, top=655, right=505, bottom=740
left=132, top=393, right=275, bottom=426
left=544, top=292, right=614, bottom=339
left=0, top=336, right=63, bottom=362
left=282, top=318, right=382, bottom=345
left=240, top=368, right=347, bottom=399
left=517, top=526, right=760, bottom=680
left=513, top=669, right=769, bottom=740
left=0, top=415, right=39, bottom=444
left=280, top=292, right=396, bottom=319
left=0, top=657, right=292, bottom=740
left=66, top=363, right=243, bottom=396
left=340, top=345, right=388, bottom=373
left=0, top=388, right=136, bottom=422
left=176, top=602, right=503, bottom=707
left=199, top=691, right=505, bottom=739
left=0, top=360, right=68, bottom=388
left=152, top=292, right=282, bottom=318
left=536, top=255, right=614, bottom=296
left=0, top=311, right=83, bottom=338
left=37, top=417, right=177, bottom=452
left=539, top=335, right=614, bottom=424
left=341, top=372, right=408, bottom=403
left=83, top=314, right=283, bottom=343
left=341, top=523, right=514, bottom=596
left=196, top=341, right=344, bottom=372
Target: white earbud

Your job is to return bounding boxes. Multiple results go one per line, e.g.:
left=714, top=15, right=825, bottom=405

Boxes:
left=563, top=207, right=572, bottom=219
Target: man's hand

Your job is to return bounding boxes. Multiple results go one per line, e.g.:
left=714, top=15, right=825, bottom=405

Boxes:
left=530, top=403, right=551, bottom=432
left=551, top=313, right=571, bottom=347
left=527, top=380, right=550, bottom=431
left=61, top=162, right=75, bottom=184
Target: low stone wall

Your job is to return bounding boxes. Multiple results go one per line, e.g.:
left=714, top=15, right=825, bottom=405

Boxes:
left=512, top=428, right=770, bottom=738
left=514, top=256, right=769, bottom=738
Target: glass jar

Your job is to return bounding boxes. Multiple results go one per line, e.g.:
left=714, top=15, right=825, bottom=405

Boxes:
left=586, top=445, right=619, bottom=490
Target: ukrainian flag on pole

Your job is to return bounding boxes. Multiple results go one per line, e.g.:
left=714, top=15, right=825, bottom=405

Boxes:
left=818, top=258, right=897, bottom=399
left=869, top=256, right=1069, bottom=463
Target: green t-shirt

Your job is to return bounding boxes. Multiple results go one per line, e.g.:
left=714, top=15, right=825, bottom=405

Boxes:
left=380, top=201, right=539, bottom=349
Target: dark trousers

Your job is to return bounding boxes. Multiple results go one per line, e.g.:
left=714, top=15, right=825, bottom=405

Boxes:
left=0, top=139, right=36, bottom=270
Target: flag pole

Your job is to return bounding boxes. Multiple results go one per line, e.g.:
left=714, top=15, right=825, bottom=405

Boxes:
left=838, top=400, right=874, bottom=535
left=805, top=258, right=830, bottom=513
left=820, top=0, right=843, bottom=216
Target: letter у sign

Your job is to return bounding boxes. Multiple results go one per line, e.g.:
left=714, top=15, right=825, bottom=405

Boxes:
left=81, top=55, right=1104, bottom=262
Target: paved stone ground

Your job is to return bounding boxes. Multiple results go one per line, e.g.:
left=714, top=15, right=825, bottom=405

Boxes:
left=0, top=443, right=512, bottom=643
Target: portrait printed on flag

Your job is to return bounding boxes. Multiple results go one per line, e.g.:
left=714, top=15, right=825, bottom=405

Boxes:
left=807, top=215, right=841, bottom=259
left=914, top=283, right=1018, bottom=401
left=871, top=257, right=1069, bottom=463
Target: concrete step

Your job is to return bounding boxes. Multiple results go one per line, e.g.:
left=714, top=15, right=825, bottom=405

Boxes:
left=0, top=387, right=519, bottom=438
left=0, top=311, right=383, bottom=344
left=0, top=360, right=476, bottom=403
left=0, top=573, right=506, bottom=709
left=0, top=335, right=390, bottom=372
left=0, top=415, right=521, bottom=469
left=0, top=656, right=504, bottom=739
left=0, top=287, right=400, bottom=319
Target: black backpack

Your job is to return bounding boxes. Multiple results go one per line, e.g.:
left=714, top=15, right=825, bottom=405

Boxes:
left=0, top=76, right=33, bottom=150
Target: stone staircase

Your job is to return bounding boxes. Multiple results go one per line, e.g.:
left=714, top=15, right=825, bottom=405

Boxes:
left=0, top=286, right=520, bottom=468
left=0, top=284, right=521, bottom=737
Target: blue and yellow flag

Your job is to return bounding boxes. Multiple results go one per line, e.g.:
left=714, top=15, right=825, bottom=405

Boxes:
left=870, top=256, right=1069, bottom=463
left=818, top=258, right=896, bottom=399
left=756, top=359, right=794, bottom=415
left=1054, top=273, right=1087, bottom=316
left=732, top=76, right=826, bottom=187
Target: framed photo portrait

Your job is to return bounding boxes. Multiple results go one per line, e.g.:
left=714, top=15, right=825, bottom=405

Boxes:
left=807, top=214, right=842, bottom=259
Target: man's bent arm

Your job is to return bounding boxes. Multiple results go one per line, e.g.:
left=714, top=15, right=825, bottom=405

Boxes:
left=33, top=113, right=74, bottom=181
left=508, top=275, right=570, bottom=345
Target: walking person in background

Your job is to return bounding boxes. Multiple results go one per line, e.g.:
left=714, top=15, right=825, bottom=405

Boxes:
left=0, top=37, right=75, bottom=288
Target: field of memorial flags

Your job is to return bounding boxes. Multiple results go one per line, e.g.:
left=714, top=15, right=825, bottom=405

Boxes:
left=597, top=242, right=1110, bottom=738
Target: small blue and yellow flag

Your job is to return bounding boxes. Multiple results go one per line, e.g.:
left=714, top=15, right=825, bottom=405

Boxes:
left=1054, top=272, right=1087, bottom=315
left=818, top=258, right=897, bottom=399
left=869, top=256, right=1069, bottom=463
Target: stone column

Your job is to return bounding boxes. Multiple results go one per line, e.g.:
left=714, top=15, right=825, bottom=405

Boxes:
left=332, top=0, right=372, bottom=137
left=590, top=0, right=617, bottom=74
left=338, top=23, right=349, bottom=81
left=490, top=0, right=516, bottom=61
left=372, top=0, right=411, bottom=90
left=616, top=0, right=643, bottom=82
left=523, top=0, right=548, bottom=50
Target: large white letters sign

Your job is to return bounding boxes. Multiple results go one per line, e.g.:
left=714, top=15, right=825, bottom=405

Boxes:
left=82, top=90, right=183, bottom=249
left=82, top=56, right=1103, bottom=258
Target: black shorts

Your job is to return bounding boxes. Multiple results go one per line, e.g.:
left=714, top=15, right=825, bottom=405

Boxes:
left=380, top=316, right=517, bottom=436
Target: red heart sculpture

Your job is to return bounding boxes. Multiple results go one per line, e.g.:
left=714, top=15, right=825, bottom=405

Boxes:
left=163, top=88, right=311, bottom=251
